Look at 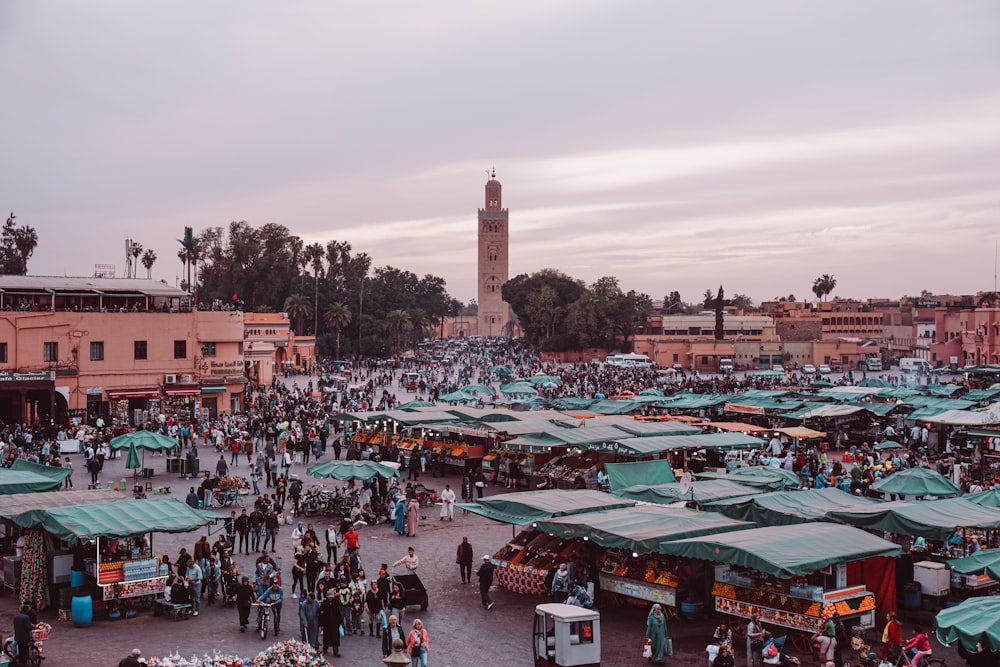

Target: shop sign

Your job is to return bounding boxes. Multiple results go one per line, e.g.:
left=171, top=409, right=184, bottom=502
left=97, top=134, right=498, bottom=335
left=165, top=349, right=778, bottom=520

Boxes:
left=86, top=386, right=104, bottom=395
left=725, top=403, right=766, bottom=415
left=208, top=360, right=243, bottom=376
left=0, top=371, right=54, bottom=382
left=599, top=573, right=676, bottom=606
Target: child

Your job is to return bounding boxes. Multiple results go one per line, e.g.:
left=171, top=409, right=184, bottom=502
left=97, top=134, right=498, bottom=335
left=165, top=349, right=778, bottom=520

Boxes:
left=337, top=579, right=353, bottom=637
left=350, top=590, right=365, bottom=635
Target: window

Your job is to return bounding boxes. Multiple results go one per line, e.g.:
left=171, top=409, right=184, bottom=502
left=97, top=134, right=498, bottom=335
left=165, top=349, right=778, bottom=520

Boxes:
left=201, top=342, right=217, bottom=357
left=43, top=342, right=58, bottom=362
left=174, top=340, right=187, bottom=359
left=90, top=341, right=104, bottom=361
left=134, top=340, right=148, bottom=360
left=0, top=342, right=6, bottom=363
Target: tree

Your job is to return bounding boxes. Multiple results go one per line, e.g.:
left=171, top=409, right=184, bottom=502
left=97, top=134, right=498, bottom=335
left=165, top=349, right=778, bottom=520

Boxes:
left=0, top=213, right=34, bottom=275
left=141, top=249, right=157, bottom=279
left=811, top=274, right=837, bottom=303
left=178, top=227, right=198, bottom=294
left=323, top=303, right=352, bottom=359
left=714, top=285, right=725, bottom=340
left=663, top=291, right=683, bottom=314
left=731, top=293, right=756, bottom=312
left=979, top=292, right=999, bottom=308
left=12, top=225, right=38, bottom=265
left=305, top=243, right=325, bottom=335
left=703, top=289, right=714, bottom=310
left=283, top=294, right=312, bottom=334
left=382, top=309, right=411, bottom=354
left=129, top=241, right=143, bottom=279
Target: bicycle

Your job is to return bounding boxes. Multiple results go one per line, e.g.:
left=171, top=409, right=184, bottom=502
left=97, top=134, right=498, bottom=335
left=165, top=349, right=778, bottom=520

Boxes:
left=255, top=601, right=274, bottom=640
left=3, top=621, right=50, bottom=667
left=212, top=488, right=247, bottom=508
left=894, top=647, right=947, bottom=667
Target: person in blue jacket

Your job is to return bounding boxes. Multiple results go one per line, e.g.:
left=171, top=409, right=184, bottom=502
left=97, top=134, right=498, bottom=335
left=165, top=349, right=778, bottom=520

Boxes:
left=258, top=578, right=284, bottom=635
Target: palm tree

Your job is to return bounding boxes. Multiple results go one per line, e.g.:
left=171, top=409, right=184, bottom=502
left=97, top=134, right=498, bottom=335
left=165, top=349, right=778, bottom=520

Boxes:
left=979, top=292, right=999, bottom=308
left=811, top=274, right=837, bottom=304
left=323, top=303, right=352, bottom=359
left=283, top=294, right=313, bottom=335
left=305, top=243, right=325, bottom=335
left=12, top=226, right=38, bottom=266
left=405, top=308, right=429, bottom=347
left=130, top=241, right=143, bottom=279
left=141, top=249, right=157, bottom=279
left=382, top=309, right=412, bottom=355
left=178, top=227, right=198, bottom=294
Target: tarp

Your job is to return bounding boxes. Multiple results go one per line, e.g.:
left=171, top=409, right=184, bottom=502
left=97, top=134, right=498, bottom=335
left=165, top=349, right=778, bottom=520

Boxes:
left=850, top=402, right=899, bottom=417
left=927, top=384, right=962, bottom=397
left=654, top=394, right=732, bottom=410
left=436, top=390, right=480, bottom=404
left=613, top=479, right=758, bottom=506
left=9, top=459, right=72, bottom=484
left=696, top=466, right=801, bottom=490
left=0, top=467, right=68, bottom=495
left=0, top=489, right=122, bottom=519
left=499, top=382, right=541, bottom=396
left=793, top=404, right=865, bottom=419
left=608, top=420, right=702, bottom=437
left=965, top=489, right=1000, bottom=508
left=307, top=460, right=399, bottom=481
left=8, top=497, right=221, bottom=544
left=828, top=497, right=1000, bottom=541
left=962, top=388, right=1000, bottom=402
left=718, top=487, right=884, bottom=525
left=920, top=408, right=1000, bottom=426
left=534, top=505, right=752, bottom=555
left=870, top=466, right=962, bottom=498
left=584, top=432, right=765, bottom=456
left=659, top=523, right=902, bottom=578
left=457, top=489, right=635, bottom=524
left=774, top=427, right=826, bottom=439
left=584, top=399, right=647, bottom=415
left=605, top=459, right=676, bottom=490
left=935, top=596, right=1000, bottom=653
left=946, top=550, right=1000, bottom=580
left=109, top=430, right=178, bottom=451
left=903, top=396, right=975, bottom=410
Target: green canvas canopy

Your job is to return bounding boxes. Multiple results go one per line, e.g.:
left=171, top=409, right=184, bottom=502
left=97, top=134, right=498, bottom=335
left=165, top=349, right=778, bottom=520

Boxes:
left=8, top=459, right=72, bottom=485
left=436, top=390, right=480, bottom=404
left=962, top=388, right=1000, bottom=402
left=718, top=487, right=884, bottom=525
left=965, top=489, right=1000, bottom=508
left=0, top=489, right=121, bottom=518
left=655, top=394, right=732, bottom=409
left=609, top=420, right=702, bottom=437
left=307, top=460, right=399, bottom=481
left=0, top=468, right=68, bottom=494
left=935, top=596, right=1000, bottom=653
left=584, top=399, right=646, bottom=415
left=8, top=497, right=221, bottom=544
left=500, top=382, right=540, bottom=396
left=870, top=466, right=962, bottom=498
left=327, top=412, right=371, bottom=422
left=109, top=430, right=178, bottom=451
left=946, top=550, right=1000, bottom=580
left=605, top=459, right=676, bottom=490
left=585, top=432, right=765, bottom=456
left=927, top=384, right=962, bottom=397
left=697, top=466, right=800, bottom=490
left=533, top=505, right=752, bottom=555
left=458, top=489, right=635, bottom=524
left=659, top=523, right=902, bottom=578
left=828, top=497, right=1000, bottom=541
left=613, top=479, right=757, bottom=507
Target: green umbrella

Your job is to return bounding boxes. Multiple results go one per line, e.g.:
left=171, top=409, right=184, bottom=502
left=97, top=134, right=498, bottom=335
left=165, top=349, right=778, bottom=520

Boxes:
left=500, top=382, right=539, bottom=396
left=462, top=384, right=497, bottom=397
left=307, top=460, right=399, bottom=482
left=527, top=375, right=562, bottom=387
left=397, top=400, right=436, bottom=410
left=437, top=390, right=480, bottom=404
left=875, top=441, right=905, bottom=451
left=109, top=430, right=177, bottom=452
left=489, top=365, right=513, bottom=376
left=935, top=596, right=1000, bottom=653
left=125, top=443, right=142, bottom=470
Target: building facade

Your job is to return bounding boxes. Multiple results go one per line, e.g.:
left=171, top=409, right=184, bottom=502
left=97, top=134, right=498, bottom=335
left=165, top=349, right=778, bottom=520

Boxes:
left=0, top=277, right=246, bottom=427
left=477, top=169, right=511, bottom=338
left=243, top=312, right=316, bottom=386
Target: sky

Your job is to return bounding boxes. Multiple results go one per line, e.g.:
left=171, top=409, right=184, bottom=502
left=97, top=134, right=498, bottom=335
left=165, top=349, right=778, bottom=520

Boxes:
left=2, top=1, right=999, bottom=305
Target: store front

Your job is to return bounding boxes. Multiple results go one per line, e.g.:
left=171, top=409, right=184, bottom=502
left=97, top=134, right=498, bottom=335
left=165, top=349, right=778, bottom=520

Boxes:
left=0, top=371, right=59, bottom=429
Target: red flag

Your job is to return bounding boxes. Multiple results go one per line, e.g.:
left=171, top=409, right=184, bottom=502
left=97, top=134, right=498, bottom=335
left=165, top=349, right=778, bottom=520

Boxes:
left=232, top=292, right=238, bottom=301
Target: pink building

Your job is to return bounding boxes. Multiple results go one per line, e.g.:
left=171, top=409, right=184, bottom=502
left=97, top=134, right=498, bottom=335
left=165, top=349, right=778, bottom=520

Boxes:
left=930, top=306, right=1000, bottom=367
left=244, top=312, right=315, bottom=386
left=0, top=276, right=246, bottom=427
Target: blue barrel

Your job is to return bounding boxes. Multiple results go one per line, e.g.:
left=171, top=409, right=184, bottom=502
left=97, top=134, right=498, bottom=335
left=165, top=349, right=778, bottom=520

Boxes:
left=680, top=600, right=704, bottom=620
left=71, top=594, right=93, bottom=627
left=70, top=570, right=85, bottom=587
left=902, top=583, right=922, bottom=611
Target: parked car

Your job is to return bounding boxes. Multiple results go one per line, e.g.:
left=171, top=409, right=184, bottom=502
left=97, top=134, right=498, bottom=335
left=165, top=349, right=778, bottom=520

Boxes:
left=773, top=364, right=785, bottom=373
left=818, top=364, right=832, bottom=374
left=802, top=364, right=816, bottom=374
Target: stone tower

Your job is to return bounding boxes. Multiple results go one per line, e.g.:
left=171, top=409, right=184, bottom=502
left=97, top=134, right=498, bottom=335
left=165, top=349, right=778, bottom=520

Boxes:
left=477, top=169, right=510, bottom=337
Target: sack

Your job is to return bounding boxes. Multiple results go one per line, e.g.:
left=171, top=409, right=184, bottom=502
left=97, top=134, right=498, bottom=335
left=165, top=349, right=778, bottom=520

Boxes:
left=642, top=639, right=652, bottom=659
left=766, top=642, right=779, bottom=657
left=474, top=481, right=485, bottom=488
left=666, top=638, right=673, bottom=657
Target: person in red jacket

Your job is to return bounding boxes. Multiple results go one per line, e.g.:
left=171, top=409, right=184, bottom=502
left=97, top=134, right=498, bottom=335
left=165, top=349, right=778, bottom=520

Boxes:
left=882, top=611, right=903, bottom=660
left=902, top=625, right=932, bottom=667
left=405, top=618, right=429, bottom=666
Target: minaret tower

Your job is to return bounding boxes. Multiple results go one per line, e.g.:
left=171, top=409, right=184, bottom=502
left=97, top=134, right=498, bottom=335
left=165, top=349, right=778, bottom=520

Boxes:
left=477, top=168, right=510, bottom=338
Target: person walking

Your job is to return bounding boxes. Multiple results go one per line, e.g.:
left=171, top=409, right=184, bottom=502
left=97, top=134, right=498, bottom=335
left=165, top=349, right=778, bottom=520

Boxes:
left=216, top=455, right=228, bottom=478
left=382, top=614, right=404, bottom=659
left=299, top=591, right=321, bottom=651
left=645, top=603, right=668, bottom=665
left=235, top=509, right=250, bottom=555
left=319, top=590, right=342, bottom=657
left=393, top=496, right=407, bottom=536
left=250, top=507, right=264, bottom=552
left=406, top=618, right=429, bottom=667
left=12, top=605, right=33, bottom=667
left=439, top=484, right=456, bottom=521
left=263, top=508, right=279, bottom=552
left=405, top=497, right=419, bottom=537
left=476, top=554, right=495, bottom=610
left=456, top=537, right=473, bottom=583
left=325, top=522, right=339, bottom=565
left=366, top=580, right=384, bottom=638
left=234, top=575, right=254, bottom=632
left=747, top=614, right=766, bottom=667
left=62, top=456, right=73, bottom=489
left=187, top=559, right=203, bottom=616
left=257, top=579, right=285, bottom=636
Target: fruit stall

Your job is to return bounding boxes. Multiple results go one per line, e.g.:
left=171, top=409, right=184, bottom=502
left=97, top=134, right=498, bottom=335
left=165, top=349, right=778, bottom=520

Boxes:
left=598, top=552, right=680, bottom=607
left=491, top=528, right=569, bottom=595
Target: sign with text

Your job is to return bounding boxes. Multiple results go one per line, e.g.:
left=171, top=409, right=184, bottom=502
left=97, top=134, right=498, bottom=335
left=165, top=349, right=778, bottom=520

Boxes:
left=0, top=371, right=54, bottom=382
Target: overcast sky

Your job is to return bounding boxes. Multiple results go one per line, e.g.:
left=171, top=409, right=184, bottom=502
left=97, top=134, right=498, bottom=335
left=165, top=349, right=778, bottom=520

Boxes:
left=2, top=1, right=999, bottom=304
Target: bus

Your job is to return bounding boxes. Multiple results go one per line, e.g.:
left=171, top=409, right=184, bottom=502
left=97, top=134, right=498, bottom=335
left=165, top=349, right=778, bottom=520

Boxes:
left=605, top=353, right=654, bottom=368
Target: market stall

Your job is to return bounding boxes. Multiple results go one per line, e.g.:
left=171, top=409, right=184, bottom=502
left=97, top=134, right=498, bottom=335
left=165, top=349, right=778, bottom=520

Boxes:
left=0, top=460, right=71, bottom=494
left=826, top=497, right=1000, bottom=542
left=946, top=550, right=1000, bottom=595
left=109, top=430, right=180, bottom=478
left=660, top=523, right=901, bottom=638
left=611, top=479, right=758, bottom=509
left=869, top=466, right=963, bottom=499
left=709, top=487, right=884, bottom=525
left=696, top=466, right=801, bottom=490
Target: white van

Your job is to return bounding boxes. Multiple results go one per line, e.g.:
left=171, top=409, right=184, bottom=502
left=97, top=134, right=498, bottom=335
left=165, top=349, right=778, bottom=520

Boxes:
left=605, top=353, right=654, bottom=368
left=719, top=358, right=734, bottom=374
left=899, top=358, right=930, bottom=375
left=865, top=357, right=883, bottom=371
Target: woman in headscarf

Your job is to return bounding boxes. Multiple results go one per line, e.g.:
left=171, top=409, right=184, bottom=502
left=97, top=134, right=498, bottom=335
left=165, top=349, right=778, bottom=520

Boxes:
left=405, top=497, right=420, bottom=537
left=393, top=495, right=407, bottom=536
left=645, top=603, right=667, bottom=664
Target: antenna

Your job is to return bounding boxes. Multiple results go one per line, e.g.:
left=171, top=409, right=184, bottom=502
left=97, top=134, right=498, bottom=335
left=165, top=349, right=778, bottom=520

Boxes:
left=994, top=240, right=997, bottom=294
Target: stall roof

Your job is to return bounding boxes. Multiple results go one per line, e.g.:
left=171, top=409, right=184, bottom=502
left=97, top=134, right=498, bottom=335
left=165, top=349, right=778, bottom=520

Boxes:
left=946, top=549, right=1000, bottom=580
left=0, top=489, right=122, bottom=518
left=612, top=479, right=758, bottom=506
left=655, top=394, right=732, bottom=410
left=962, top=388, right=1000, bottom=402
left=876, top=387, right=921, bottom=399
left=696, top=466, right=801, bottom=490
left=534, top=505, right=753, bottom=555
left=927, top=384, right=962, bottom=397
left=659, top=523, right=902, bottom=578
left=598, top=418, right=702, bottom=437
left=718, top=487, right=884, bottom=525
left=919, top=408, right=1000, bottom=426
left=605, top=459, right=676, bottom=490
left=458, top=489, right=635, bottom=524
left=0, top=459, right=72, bottom=494
left=584, top=432, right=765, bottom=456
left=9, top=497, right=222, bottom=544
left=827, top=497, right=1000, bottom=541
left=965, top=489, right=1000, bottom=508
left=703, top=422, right=770, bottom=434
left=792, top=404, right=866, bottom=419
left=368, top=410, right=463, bottom=425
left=849, top=402, right=899, bottom=417
left=870, top=466, right=962, bottom=498
left=583, top=399, right=647, bottom=415
left=903, top=396, right=975, bottom=410
left=774, top=427, right=827, bottom=439
left=905, top=406, right=952, bottom=421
